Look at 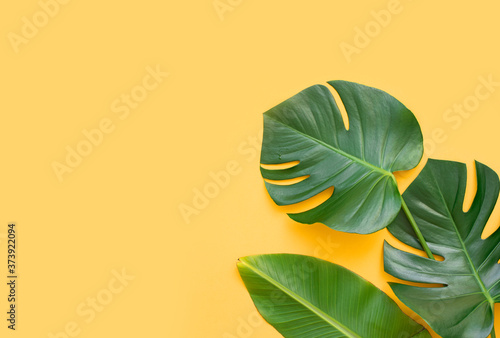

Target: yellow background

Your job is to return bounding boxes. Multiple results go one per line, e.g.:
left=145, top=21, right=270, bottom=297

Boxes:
left=2, top=0, right=500, bottom=337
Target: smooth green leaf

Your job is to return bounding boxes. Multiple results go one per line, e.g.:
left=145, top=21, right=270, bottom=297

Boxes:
left=238, top=253, right=431, bottom=338
left=385, top=159, right=500, bottom=338
left=260, top=80, right=423, bottom=233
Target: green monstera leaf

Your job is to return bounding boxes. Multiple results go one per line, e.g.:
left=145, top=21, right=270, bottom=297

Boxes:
left=260, top=80, right=423, bottom=233
left=238, top=254, right=431, bottom=337
left=385, top=159, right=500, bottom=338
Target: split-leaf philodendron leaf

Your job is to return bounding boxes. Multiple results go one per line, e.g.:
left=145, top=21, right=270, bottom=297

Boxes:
left=260, top=80, right=423, bottom=233
left=238, top=254, right=431, bottom=337
left=385, top=159, right=500, bottom=338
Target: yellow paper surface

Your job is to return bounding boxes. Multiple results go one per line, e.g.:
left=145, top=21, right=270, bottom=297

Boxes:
left=2, top=1, right=500, bottom=337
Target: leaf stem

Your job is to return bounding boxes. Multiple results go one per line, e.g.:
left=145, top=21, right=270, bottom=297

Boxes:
left=400, top=196, right=435, bottom=260
left=492, top=326, right=496, bottom=338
